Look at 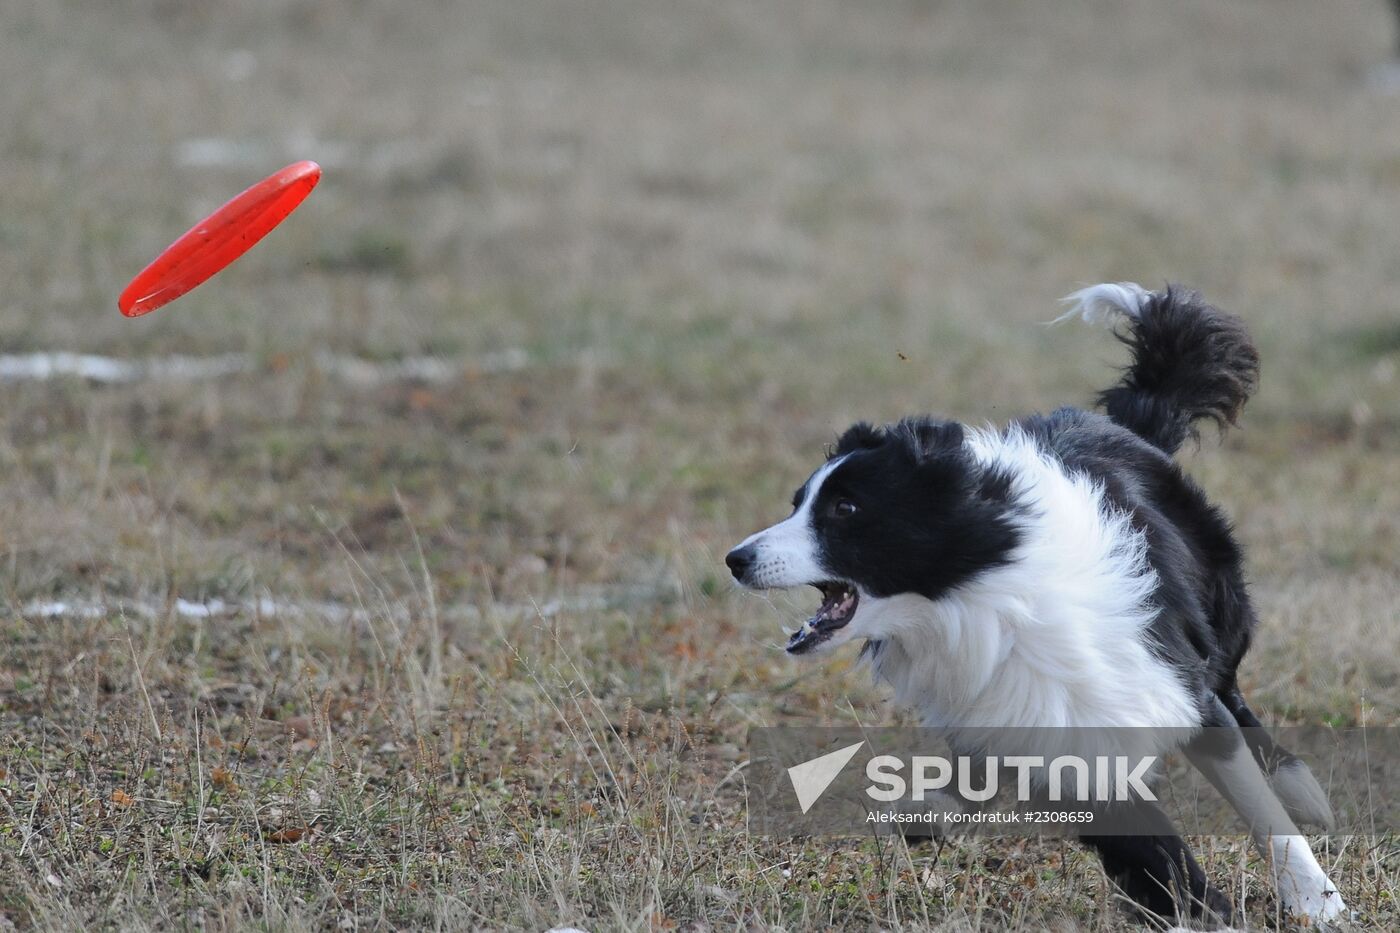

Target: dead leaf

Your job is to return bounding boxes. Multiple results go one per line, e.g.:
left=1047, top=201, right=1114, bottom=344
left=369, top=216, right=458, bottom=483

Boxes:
left=267, top=826, right=309, bottom=843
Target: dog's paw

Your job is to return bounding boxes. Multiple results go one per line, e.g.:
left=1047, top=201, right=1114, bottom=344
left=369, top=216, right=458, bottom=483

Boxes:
left=1282, top=884, right=1348, bottom=928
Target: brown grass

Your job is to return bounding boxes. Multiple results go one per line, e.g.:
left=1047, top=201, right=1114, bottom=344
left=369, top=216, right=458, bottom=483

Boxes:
left=2, top=0, right=1399, bottom=928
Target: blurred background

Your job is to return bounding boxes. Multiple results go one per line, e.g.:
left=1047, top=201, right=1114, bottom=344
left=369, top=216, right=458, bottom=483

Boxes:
left=2, top=1, right=1398, bottom=928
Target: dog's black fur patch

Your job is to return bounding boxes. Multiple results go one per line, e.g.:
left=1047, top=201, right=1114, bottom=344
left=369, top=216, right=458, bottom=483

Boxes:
left=804, top=419, right=1022, bottom=601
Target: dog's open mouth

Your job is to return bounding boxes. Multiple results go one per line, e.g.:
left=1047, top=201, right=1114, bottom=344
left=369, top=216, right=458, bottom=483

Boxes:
left=786, top=581, right=859, bottom=654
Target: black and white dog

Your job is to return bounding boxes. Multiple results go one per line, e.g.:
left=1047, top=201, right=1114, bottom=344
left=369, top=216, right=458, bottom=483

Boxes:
left=726, top=284, right=1347, bottom=925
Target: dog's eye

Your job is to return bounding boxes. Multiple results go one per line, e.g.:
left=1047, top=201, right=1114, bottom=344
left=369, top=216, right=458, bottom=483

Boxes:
left=832, top=499, right=857, bottom=517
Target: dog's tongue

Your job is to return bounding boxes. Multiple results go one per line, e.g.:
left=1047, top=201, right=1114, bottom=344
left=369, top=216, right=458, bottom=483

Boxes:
left=786, top=584, right=858, bottom=653
left=814, top=586, right=856, bottom=624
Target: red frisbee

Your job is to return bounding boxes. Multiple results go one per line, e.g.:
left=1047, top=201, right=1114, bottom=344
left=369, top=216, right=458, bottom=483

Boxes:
left=118, top=160, right=321, bottom=317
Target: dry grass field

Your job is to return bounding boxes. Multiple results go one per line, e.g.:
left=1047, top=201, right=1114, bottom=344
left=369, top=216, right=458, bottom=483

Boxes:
left=2, top=0, right=1400, bottom=928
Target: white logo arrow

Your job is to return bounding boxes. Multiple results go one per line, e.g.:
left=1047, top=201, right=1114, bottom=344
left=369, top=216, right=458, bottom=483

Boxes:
left=787, top=741, right=865, bottom=814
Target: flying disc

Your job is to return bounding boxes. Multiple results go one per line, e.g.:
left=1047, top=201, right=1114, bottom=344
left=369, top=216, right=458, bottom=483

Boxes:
left=118, top=160, right=321, bottom=317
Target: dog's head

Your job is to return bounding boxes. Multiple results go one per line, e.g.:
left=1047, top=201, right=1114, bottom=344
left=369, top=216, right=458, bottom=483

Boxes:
left=725, top=418, right=1021, bottom=654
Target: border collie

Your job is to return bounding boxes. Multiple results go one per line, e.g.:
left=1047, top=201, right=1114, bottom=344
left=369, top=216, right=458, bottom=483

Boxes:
left=726, top=284, right=1347, bottom=926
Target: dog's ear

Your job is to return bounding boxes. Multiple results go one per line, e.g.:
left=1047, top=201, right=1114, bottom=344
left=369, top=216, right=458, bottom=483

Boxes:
left=895, top=418, right=964, bottom=462
left=899, top=420, right=976, bottom=494
left=832, top=422, right=884, bottom=458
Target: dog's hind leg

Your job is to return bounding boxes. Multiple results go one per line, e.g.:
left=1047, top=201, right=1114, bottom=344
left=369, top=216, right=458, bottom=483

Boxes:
left=1218, top=684, right=1335, bottom=830
left=1186, top=700, right=1348, bottom=925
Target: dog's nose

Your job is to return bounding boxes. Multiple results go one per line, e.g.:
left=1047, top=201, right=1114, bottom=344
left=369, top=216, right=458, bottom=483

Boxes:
left=725, top=544, right=756, bottom=582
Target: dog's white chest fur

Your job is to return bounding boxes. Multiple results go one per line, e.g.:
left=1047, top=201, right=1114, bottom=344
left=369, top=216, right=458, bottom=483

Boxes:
left=863, top=428, right=1200, bottom=731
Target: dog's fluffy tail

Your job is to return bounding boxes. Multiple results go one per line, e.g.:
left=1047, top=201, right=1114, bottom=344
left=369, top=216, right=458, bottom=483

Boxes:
left=1057, top=283, right=1260, bottom=455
